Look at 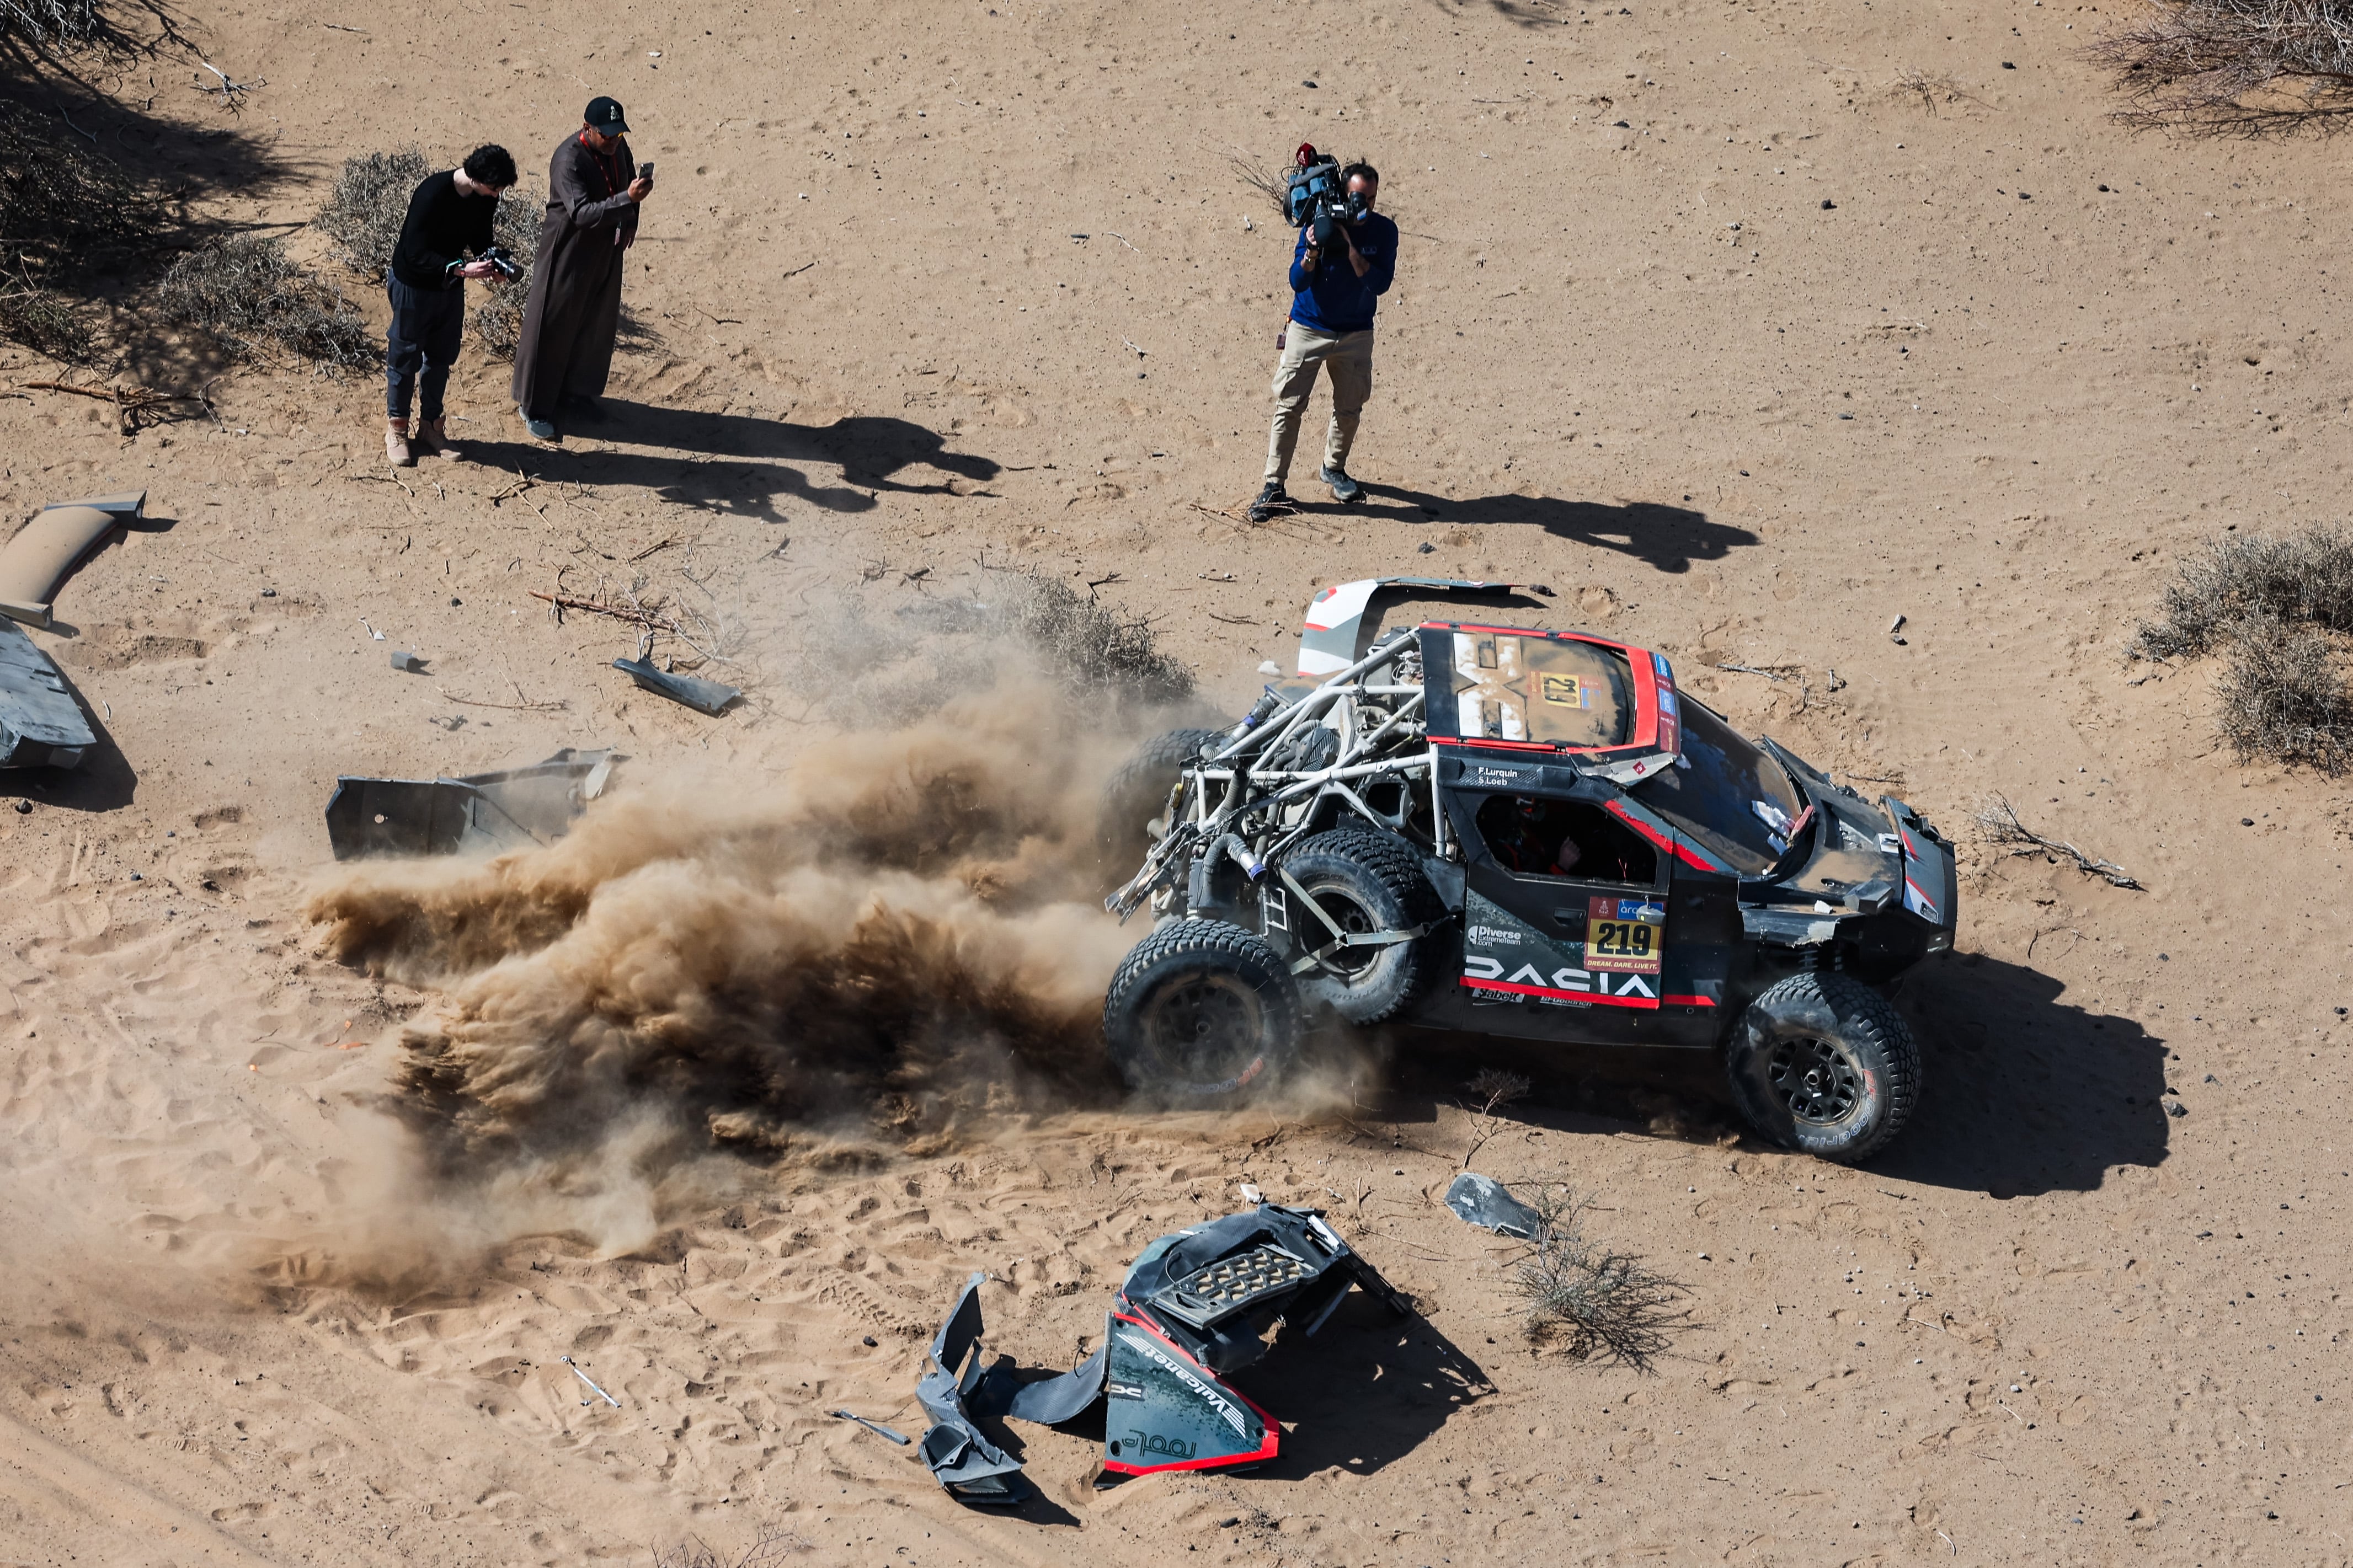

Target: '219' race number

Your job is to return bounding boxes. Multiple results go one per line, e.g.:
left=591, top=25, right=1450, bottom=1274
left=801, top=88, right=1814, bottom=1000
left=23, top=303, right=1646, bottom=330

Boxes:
left=1585, top=897, right=1664, bottom=975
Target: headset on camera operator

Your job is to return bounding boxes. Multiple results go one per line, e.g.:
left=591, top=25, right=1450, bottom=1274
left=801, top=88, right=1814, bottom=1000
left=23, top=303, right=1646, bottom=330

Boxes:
left=1250, top=147, right=1396, bottom=522
left=383, top=143, right=519, bottom=469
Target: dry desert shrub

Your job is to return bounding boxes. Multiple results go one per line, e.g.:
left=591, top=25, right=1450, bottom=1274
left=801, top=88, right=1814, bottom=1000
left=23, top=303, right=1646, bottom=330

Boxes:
left=1507, top=1185, right=1688, bottom=1369
left=650, top=1528, right=809, bottom=1566
left=2136, top=523, right=2353, bottom=655
left=2088, top=0, right=2353, bottom=133
left=987, top=561, right=1196, bottom=707
left=2136, top=525, right=2353, bottom=772
left=311, top=148, right=431, bottom=279
left=469, top=191, right=542, bottom=361
left=2216, top=618, right=2353, bottom=770
left=0, top=124, right=146, bottom=258
left=0, top=267, right=93, bottom=363
left=0, top=0, right=102, bottom=43
left=0, top=121, right=153, bottom=360
left=157, top=234, right=375, bottom=370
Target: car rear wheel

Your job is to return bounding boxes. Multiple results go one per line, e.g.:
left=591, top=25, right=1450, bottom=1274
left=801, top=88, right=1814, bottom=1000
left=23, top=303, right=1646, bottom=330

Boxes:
left=1726, top=971, right=1919, bottom=1163
left=1097, top=727, right=1222, bottom=870
left=1276, top=830, right=1444, bottom=1024
left=1103, top=919, right=1300, bottom=1106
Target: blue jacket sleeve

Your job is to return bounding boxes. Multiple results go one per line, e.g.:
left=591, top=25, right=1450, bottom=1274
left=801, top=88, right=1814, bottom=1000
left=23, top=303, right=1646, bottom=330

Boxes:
left=1287, top=227, right=1316, bottom=295
left=1365, top=221, right=1397, bottom=297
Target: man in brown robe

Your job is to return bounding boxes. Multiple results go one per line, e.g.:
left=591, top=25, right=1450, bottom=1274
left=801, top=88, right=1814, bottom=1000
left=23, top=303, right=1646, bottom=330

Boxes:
left=511, top=95, right=652, bottom=441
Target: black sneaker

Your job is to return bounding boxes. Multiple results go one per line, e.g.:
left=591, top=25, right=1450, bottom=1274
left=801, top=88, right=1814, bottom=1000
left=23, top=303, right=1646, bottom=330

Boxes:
left=1320, top=463, right=1362, bottom=504
left=1247, top=483, right=1293, bottom=523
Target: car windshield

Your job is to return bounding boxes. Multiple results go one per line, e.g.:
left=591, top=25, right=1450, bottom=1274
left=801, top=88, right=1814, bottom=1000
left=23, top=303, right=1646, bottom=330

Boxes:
left=1630, top=698, right=1807, bottom=874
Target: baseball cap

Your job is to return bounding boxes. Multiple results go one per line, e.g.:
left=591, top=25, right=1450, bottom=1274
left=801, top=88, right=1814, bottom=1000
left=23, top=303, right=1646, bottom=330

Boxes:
left=583, top=96, right=630, bottom=135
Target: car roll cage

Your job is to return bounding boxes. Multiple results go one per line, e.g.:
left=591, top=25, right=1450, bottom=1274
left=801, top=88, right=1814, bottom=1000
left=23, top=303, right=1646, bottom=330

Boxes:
left=1106, top=630, right=1444, bottom=923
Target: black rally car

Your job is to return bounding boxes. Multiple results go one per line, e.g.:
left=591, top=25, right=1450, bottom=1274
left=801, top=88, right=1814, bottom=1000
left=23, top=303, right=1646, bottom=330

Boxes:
left=1101, top=580, right=1957, bottom=1162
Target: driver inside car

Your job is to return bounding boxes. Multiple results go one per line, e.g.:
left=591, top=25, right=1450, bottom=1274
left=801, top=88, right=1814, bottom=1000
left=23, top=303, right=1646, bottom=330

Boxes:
left=1493, top=797, right=1584, bottom=877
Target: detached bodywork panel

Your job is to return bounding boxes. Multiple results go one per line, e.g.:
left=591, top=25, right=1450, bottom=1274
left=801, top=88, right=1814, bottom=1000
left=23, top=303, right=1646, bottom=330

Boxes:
left=0, top=491, right=146, bottom=630
left=0, top=617, right=94, bottom=769
left=914, top=1203, right=1408, bottom=1502
left=324, top=748, right=620, bottom=859
left=611, top=657, right=741, bottom=715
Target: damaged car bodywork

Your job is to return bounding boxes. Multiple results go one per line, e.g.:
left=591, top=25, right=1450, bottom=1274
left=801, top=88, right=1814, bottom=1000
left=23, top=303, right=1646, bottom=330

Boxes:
left=915, top=1203, right=1409, bottom=1502
left=324, top=747, right=620, bottom=859
left=0, top=617, right=94, bottom=770
left=1100, top=580, right=1959, bottom=1162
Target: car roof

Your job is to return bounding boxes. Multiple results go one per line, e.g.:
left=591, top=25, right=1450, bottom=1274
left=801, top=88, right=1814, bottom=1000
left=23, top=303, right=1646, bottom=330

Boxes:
left=1417, top=622, right=1685, bottom=787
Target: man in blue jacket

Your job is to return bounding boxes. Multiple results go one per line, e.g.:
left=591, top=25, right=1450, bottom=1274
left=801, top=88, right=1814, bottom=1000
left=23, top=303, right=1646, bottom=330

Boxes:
left=1251, top=163, right=1396, bottom=522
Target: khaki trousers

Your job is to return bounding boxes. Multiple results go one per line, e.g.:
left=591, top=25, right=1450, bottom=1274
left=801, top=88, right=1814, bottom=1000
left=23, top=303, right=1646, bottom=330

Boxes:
left=1263, top=323, right=1374, bottom=487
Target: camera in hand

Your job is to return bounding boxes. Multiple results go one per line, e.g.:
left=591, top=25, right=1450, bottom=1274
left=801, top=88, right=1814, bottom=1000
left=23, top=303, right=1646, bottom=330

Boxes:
left=479, top=244, right=523, bottom=281
left=1283, top=143, right=1365, bottom=252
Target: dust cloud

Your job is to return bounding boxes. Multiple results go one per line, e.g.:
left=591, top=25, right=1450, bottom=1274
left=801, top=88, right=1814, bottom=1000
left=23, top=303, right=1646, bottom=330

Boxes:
left=303, top=674, right=1170, bottom=1255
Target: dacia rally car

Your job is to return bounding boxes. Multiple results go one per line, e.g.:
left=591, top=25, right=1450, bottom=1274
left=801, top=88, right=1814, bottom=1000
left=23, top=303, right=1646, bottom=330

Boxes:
left=1100, top=579, right=1959, bottom=1162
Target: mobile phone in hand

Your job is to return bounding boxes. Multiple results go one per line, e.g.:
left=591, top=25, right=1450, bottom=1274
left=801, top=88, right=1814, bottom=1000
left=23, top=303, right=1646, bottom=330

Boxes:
left=639, top=162, right=654, bottom=183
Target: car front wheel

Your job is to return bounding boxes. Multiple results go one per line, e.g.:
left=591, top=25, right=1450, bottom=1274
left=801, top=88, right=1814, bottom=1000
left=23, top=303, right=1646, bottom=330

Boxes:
left=1102, top=919, right=1301, bottom=1107
left=1725, top=971, right=1919, bottom=1163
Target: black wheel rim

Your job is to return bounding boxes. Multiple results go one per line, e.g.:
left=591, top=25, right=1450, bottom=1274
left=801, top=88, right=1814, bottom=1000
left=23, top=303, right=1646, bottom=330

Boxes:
left=1142, top=970, right=1268, bottom=1092
left=1767, top=1035, right=1863, bottom=1125
left=1301, top=882, right=1381, bottom=981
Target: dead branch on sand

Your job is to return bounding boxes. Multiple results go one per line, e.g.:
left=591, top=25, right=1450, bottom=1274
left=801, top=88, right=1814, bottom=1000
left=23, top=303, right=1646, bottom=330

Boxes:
left=20, top=377, right=210, bottom=434
left=1457, top=1068, right=1530, bottom=1170
left=1976, top=794, right=2145, bottom=890
left=531, top=588, right=670, bottom=629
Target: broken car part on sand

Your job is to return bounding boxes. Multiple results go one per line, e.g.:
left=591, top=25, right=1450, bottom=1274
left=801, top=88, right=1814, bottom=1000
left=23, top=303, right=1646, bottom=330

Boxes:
left=0, top=490, right=147, bottom=770
left=912, top=1202, right=1408, bottom=1503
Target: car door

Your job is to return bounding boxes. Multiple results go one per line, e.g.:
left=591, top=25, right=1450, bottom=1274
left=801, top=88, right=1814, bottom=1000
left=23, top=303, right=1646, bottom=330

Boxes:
left=1427, top=778, right=1678, bottom=1046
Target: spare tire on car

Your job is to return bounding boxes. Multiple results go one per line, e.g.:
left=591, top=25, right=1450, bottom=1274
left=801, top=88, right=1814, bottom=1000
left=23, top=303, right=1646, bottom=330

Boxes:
left=1096, top=726, right=1223, bottom=870
left=1103, top=918, right=1300, bottom=1106
left=1274, top=830, right=1444, bottom=1024
left=1725, top=971, right=1920, bottom=1163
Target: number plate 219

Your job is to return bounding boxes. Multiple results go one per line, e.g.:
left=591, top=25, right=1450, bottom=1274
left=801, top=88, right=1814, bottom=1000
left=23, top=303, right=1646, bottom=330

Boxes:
left=1585, top=897, right=1665, bottom=974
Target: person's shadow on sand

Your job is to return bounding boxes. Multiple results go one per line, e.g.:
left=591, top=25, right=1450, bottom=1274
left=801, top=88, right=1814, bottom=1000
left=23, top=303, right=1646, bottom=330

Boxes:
left=1875, top=950, right=2174, bottom=1199
left=1330, top=484, right=1759, bottom=575
left=456, top=402, right=1001, bottom=522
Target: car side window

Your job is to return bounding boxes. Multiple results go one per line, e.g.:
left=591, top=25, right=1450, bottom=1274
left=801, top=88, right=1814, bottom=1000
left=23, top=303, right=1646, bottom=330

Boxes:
left=1473, top=795, right=1657, bottom=885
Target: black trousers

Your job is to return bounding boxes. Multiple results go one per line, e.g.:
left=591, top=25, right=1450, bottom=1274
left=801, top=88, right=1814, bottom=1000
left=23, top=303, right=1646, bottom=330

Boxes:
left=385, top=275, right=465, bottom=422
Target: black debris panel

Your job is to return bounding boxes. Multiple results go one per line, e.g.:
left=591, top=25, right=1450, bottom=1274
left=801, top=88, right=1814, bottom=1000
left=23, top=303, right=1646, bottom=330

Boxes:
left=611, top=656, right=740, bottom=716
left=0, top=617, right=94, bottom=769
left=324, top=747, right=620, bottom=859
left=912, top=1203, right=1410, bottom=1502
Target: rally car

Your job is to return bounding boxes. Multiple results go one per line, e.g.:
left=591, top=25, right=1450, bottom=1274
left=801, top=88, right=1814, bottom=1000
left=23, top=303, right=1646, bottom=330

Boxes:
left=1100, top=579, right=1957, bottom=1162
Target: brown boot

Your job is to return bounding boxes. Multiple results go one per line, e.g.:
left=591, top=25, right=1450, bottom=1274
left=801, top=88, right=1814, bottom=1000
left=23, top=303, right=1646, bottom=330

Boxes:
left=385, top=420, right=414, bottom=468
left=413, top=416, right=451, bottom=458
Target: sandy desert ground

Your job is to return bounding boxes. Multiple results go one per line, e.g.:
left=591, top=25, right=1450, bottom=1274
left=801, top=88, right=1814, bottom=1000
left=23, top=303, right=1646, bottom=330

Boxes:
left=2, top=0, right=2351, bottom=1562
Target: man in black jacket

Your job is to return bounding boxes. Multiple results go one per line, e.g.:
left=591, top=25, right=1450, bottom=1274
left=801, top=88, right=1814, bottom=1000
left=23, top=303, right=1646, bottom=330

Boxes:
left=384, top=143, right=518, bottom=467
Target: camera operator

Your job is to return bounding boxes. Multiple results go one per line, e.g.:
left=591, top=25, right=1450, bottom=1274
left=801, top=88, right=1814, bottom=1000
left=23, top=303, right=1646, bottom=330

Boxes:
left=1251, top=162, right=1395, bottom=522
left=383, top=144, right=518, bottom=468
left=510, top=96, right=652, bottom=442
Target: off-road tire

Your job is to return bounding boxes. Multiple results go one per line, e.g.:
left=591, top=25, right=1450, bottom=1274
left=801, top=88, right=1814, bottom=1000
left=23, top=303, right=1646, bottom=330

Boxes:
left=1097, top=727, right=1223, bottom=869
left=1276, top=830, right=1444, bottom=1024
left=1725, top=971, right=1919, bottom=1163
left=1103, top=919, right=1301, bottom=1106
